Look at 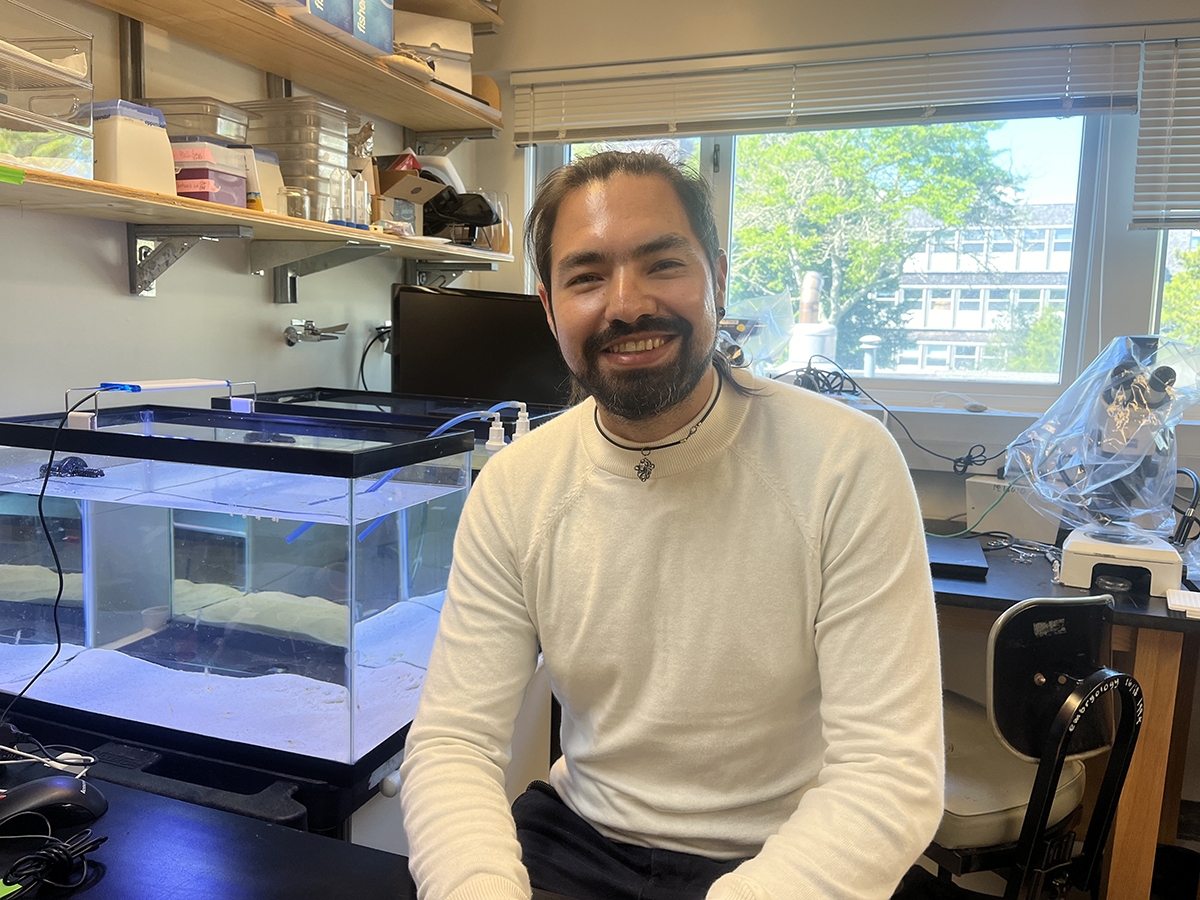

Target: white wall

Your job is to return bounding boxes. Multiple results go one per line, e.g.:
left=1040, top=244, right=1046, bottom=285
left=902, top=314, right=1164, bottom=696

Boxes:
left=0, top=209, right=402, bottom=414
left=0, top=0, right=478, bottom=417
left=475, top=0, right=1200, bottom=74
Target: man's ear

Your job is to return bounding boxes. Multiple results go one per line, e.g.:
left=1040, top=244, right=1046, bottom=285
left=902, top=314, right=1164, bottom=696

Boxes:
left=537, top=283, right=557, bottom=339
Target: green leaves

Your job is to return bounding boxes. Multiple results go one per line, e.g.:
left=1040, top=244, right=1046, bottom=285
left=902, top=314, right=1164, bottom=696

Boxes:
left=730, top=122, right=1021, bottom=365
left=1161, top=245, right=1200, bottom=346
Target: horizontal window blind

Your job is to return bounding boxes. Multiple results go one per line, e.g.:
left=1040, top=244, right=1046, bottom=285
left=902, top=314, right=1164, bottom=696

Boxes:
left=513, top=43, right=1141, bottom=146
left=1132, top=40, right=1200, bottom=229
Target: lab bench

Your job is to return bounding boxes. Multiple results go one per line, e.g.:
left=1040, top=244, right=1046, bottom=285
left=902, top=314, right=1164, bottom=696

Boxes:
left=934, top=544, right=1200, bottom=899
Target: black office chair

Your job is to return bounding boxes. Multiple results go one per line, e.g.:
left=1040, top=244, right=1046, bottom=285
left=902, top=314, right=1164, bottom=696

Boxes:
left=923, top=595, right=1143, bottom=900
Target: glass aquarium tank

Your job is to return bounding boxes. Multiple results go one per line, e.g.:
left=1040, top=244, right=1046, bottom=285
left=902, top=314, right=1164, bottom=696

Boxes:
left=213, top=386, right=564, bottom=444
left=0, top=405, right=473, bottom=766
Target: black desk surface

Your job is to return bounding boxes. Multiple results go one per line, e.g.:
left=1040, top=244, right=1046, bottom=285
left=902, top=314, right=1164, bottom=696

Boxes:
left=15, top=779, right=414, bottom=900
left=6, top=779, right=574, bottom=900
left=933, top=539, right=1200, bottom=633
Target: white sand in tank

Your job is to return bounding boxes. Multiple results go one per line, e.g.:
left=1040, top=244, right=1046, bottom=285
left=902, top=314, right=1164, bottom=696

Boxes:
left=0, top=565, right=83, bottom=604
left=0, top=594, right=447, bottom=763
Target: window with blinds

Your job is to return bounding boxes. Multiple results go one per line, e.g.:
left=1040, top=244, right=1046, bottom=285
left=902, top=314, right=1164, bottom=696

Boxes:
left=513, top=43, right=1141, bottom=146
left=1132, top=39, right=1200, bottom=229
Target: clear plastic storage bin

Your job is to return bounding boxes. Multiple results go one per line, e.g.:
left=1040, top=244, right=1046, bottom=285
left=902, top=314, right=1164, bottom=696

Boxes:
left=239, top=98, right=357, bottom=215
left=142, top=96, right=252, bottom=143
left=172, top=138, right=248, bottom=206
left=270, top=142, right=347, bottom=167
left=277, top=158, right=343, bottom=182
left=250, top=124, right=350, bottom=152
left=0, top=405, right=474, bottom=765
left=0, top=0, right=93, bottom=178
left=239, top=96, right=358, bottom=137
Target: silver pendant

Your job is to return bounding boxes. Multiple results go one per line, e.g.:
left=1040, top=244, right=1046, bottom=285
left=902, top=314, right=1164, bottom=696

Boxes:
left=635, top=456, right=654, bottom=482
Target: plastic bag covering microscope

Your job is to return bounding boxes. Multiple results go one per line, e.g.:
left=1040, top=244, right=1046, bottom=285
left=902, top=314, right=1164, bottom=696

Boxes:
left=1005, top=335, right=1200, bottom=596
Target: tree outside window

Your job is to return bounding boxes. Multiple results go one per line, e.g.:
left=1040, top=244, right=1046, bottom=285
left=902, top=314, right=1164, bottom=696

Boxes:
left=1160, top=230, right=1200, bottom=346
left=730, top=122, right=1021, bottom=370
left=728, top=117, right=1082, bottom=381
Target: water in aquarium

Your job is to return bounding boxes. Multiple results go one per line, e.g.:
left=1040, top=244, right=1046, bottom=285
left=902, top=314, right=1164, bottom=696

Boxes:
left=0, top=414, right=471, bottom=764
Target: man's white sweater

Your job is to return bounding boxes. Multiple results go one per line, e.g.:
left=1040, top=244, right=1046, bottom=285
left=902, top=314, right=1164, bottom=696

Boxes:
left=400, top=372, right=944, bottom=900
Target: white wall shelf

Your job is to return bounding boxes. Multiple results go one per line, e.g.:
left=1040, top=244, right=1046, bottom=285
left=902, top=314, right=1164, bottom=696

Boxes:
left=86, top=0, right=502, bottom=134
left=0, top=168, right=512, bottom=266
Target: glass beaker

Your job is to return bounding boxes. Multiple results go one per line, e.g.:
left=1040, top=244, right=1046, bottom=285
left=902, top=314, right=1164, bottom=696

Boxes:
left=278, top=186, right=311, bottom=220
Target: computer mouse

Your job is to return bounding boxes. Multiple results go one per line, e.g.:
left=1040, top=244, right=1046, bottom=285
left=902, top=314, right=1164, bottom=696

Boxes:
left=0, top=776, right=107, bottom=829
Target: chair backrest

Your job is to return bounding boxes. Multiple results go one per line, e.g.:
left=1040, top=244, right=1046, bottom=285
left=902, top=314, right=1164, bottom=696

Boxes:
left=986, top=595, right=1114, bottom=762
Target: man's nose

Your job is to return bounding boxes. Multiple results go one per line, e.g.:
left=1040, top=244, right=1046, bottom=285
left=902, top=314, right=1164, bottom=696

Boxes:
left=606, top=265, right=656, bottom=324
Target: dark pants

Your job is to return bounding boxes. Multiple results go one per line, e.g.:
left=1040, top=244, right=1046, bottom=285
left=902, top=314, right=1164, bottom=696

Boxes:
left=512, top=782, right=748, bottom=900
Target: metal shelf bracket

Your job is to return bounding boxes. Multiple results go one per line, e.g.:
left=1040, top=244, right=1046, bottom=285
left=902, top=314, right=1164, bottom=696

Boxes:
left=414, top=129, right=499, bottom=156
left=405, top=259, right=499, bottom=289
left=127, top=223, right=253, bottom=295
left=248, top=240, right=391, bottom=304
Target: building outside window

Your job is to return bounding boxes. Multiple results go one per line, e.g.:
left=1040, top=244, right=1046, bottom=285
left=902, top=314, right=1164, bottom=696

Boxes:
left=726, top=116, right=1085, bottom=384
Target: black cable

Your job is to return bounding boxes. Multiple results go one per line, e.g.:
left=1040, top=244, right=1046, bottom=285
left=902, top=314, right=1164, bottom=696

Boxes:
left=788, top=355, right=1012, bottom=475
left=358, top=330, right=387, bottom=393
left=0, top=390, right=107, bottom=729
left=1174, top=468, right=1200, bottom=545
left=3, top=828, right=106, bottom=896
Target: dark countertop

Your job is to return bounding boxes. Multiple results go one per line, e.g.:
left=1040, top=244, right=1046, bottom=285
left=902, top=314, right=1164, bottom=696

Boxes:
left=0, top=778, right=575, bottom=900
left=933, top=541, right=1198, bottom=632
left=12, top=779, right=414, bottom=900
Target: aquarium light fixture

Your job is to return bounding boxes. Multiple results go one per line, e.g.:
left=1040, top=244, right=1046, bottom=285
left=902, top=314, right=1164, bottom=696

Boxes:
left=64, top=380, right=259, bottom=422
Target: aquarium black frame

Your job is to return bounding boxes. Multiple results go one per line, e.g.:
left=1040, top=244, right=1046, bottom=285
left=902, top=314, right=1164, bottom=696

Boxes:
left=6, top=694, right=409, bottom=833
left=212, top=387, right=565, bottom=441
left=0, top=405, right=475, bottom=478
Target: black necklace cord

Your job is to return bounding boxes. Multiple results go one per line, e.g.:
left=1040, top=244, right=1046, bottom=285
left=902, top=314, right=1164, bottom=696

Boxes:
left=594, top=374, right=723, bottom=454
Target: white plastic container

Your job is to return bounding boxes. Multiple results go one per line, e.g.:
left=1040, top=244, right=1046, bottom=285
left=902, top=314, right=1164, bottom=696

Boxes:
left=255, top=148, right=285, bottom=214
left=90, top=100, right=176, bottom=195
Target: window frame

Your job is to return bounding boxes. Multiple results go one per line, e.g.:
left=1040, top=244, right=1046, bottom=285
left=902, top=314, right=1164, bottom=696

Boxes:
left=537, top=112, right=1160, bottom=417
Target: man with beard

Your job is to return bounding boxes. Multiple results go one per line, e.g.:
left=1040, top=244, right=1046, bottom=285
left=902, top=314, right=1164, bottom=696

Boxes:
left=399, top=151, right=943, bottom=900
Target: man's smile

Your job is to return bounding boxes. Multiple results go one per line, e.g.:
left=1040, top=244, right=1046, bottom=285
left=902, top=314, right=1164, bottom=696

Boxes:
left=605, top=337, right=667, bottom=354
left=600, top=334, right=679, bottom=367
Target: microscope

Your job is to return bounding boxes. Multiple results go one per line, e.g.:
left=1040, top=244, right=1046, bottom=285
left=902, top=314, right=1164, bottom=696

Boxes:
left=1009, top=336, right=1200, bottom=597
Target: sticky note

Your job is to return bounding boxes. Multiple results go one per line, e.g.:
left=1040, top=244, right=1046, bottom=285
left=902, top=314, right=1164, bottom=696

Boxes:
left=0, top=165, right=24, bottom=185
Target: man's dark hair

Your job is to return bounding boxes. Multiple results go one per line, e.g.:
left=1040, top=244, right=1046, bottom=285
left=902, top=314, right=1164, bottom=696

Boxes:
left=525, top=149, right=750, bottom=396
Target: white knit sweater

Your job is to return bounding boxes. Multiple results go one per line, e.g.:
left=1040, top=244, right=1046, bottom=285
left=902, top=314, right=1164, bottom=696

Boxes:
left=400, top=372, right=944, bottom=900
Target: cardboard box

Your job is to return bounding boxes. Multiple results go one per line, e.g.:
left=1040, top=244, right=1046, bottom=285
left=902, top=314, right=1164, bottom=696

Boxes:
left=374, top=169, right=449, bottom=234
left=964, top=476, right=1060, bottom=543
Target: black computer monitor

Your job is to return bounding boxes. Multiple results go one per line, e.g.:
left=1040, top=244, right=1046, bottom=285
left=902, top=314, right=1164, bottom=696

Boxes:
left=390, top=285, right=572, bottom=407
